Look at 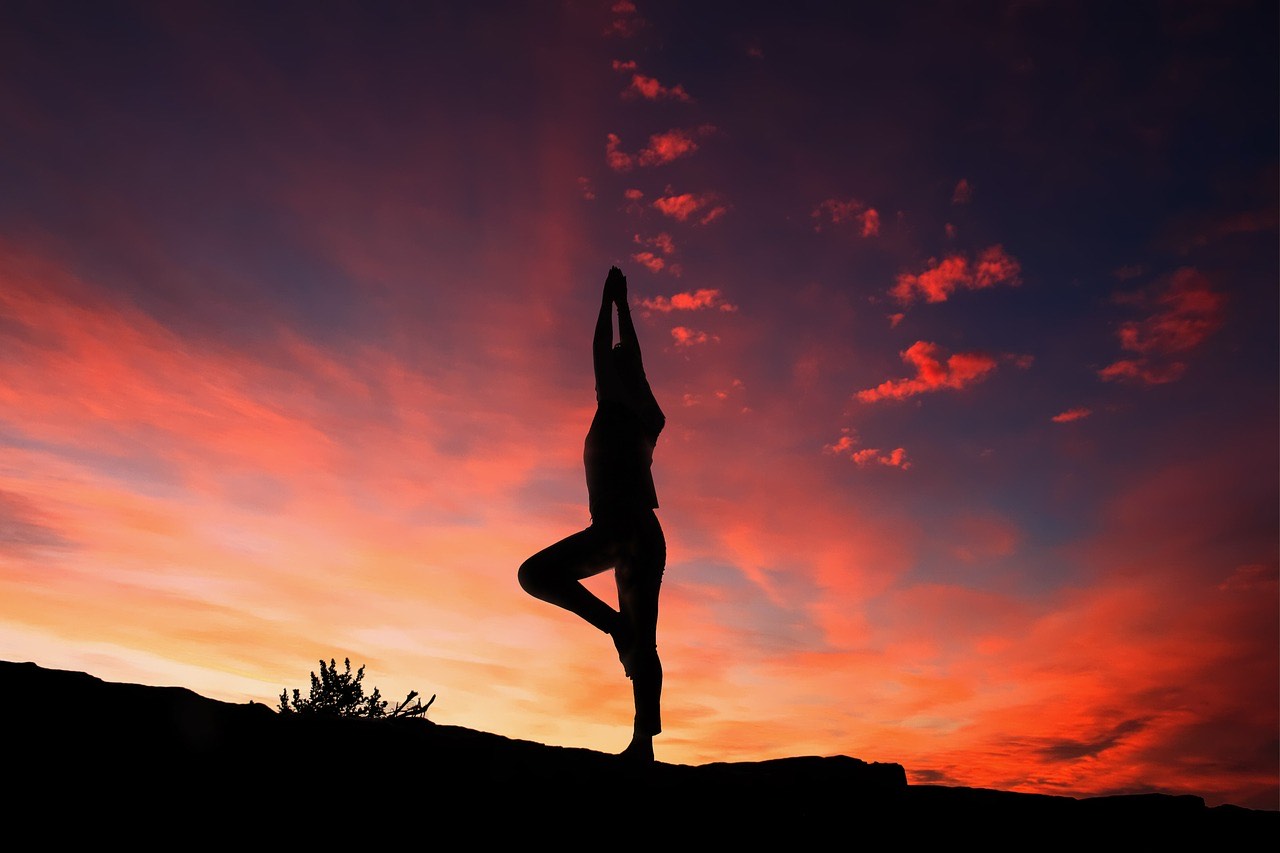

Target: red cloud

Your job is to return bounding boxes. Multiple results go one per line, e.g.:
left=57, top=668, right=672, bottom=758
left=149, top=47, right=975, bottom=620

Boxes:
left=890, top=245, right=1022, bottom=305
left=1100, top=268, right=1223, bottom=385
left=671, top=326, right=717, bottom=347
left=811, top=197, right=881, bottom=238
left=611, top=59, right=637, bottom=72
left=857, top=341, right=999, bottom=402
left=631, top=251, right=664, bottom=273
left=576, top=176, right=595, bottom=200
left=1052, top=407, right=1093, bottom=423
left=861, top=208, right=881, bottom=237
left=624, top=74, right=692, bottom=102
left=825, top=430, right=910, bottom=469
left=605, top=133, right=633, bottom=172
left=638, top=125, right=714, bottom=166
left=952, top=178, right=972, bottom=204
left=624, top=188, right=644, bottom=200
left=653, top=191, right=727, bottom=224
left=607, top=126, right=715, bottom=171
left=641, top=288, right=736, bottom=313
left=635, top=232, right=676, bottom=255
left=605, top=1, right=644, bottom=37
left=632, top=234, right=679, bottom=275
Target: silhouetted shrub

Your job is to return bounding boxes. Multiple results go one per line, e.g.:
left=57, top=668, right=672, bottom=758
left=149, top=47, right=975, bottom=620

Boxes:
left=278, top=658, right=435, bottom=719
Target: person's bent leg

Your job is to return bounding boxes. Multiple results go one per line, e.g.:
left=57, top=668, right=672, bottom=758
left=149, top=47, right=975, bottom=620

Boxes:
left=518, top=525, right=619, bottom=634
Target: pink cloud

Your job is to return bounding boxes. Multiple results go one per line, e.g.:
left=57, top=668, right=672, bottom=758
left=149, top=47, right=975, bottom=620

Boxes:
left=952, top=178, right=973, bottom=204
left=640, top=288, right=736, bottom=313
left=1052, top=407, right=1093, bottom=423
left=890, top=245, right=1022, bottom=305
left=624, top=74, right=692, bottom=102
left=1100, top=268, right=1223, bottom=385
left=576, top=176, right=595, bottom=201
left=671, top=326, right=717, bottom=347
left=857, top=341, right=999, bottom=402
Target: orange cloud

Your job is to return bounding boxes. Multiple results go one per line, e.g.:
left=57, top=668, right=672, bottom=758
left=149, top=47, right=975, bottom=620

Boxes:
left=640, top=289, right=736, bottom=313
left=952, top=178, right=972, bottom=204
left=624, top=74, right=692, bottom=102
left=857, top=341, right=999, bottom=402
left=1052, top=407, right=1093, bottom=423
left=671, top=326, right=717, bottom=347
left=811, top=197, right=881, bottom=237
left=891, top=245, right=1022, bottom=305
left=1100, top=268, right=1223, bottom=385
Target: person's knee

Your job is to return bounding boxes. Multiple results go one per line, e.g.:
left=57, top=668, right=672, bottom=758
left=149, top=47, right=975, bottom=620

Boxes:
left=630, top=644, right=660, bottom=677
left=517, top=556, right=544, bottom=596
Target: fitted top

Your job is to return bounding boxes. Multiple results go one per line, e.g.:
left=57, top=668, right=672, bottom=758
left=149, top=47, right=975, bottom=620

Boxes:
left=584, top=398, right=661, bottom=518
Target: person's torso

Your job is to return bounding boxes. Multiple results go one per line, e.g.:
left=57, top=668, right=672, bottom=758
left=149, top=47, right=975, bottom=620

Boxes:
left=584, top=400, right=659, bottom=516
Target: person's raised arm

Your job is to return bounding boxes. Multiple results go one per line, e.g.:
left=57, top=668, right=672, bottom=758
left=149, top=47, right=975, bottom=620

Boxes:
left=612, top=269, right=665, bottom=437
left=594, top=267, right=624, bottom=401
left=614, top=269, right=641, bottom=356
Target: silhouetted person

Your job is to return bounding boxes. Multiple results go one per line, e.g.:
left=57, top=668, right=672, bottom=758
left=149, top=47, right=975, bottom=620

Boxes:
left=519, top=266, right=666, bottom=762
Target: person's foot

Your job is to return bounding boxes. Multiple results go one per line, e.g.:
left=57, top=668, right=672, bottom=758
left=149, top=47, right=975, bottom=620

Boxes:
left=618, top=735, right=654, bottom=764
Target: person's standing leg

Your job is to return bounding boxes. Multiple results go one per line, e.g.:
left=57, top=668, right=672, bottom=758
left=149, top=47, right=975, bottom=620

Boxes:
left=616, top=511, right=665, bottom=760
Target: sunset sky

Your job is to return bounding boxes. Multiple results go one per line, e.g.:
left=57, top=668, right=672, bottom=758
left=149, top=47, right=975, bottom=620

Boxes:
left=2, top=1, right=1276, bottom=809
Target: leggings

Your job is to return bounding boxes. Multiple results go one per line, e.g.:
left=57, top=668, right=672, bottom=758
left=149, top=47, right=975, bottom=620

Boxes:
left=518, top=509, right=666, bottom=736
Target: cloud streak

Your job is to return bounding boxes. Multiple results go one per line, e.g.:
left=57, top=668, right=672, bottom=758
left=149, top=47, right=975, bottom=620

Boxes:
left=652, top=191, right=728, bottom=224
left=640, top=289, right=737, bottom=313
left=857, top=342, right=999, bottom=402
left=1100, top=268, right=1223, bottom=385
left=891, top=246, right=1022, bottom=305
